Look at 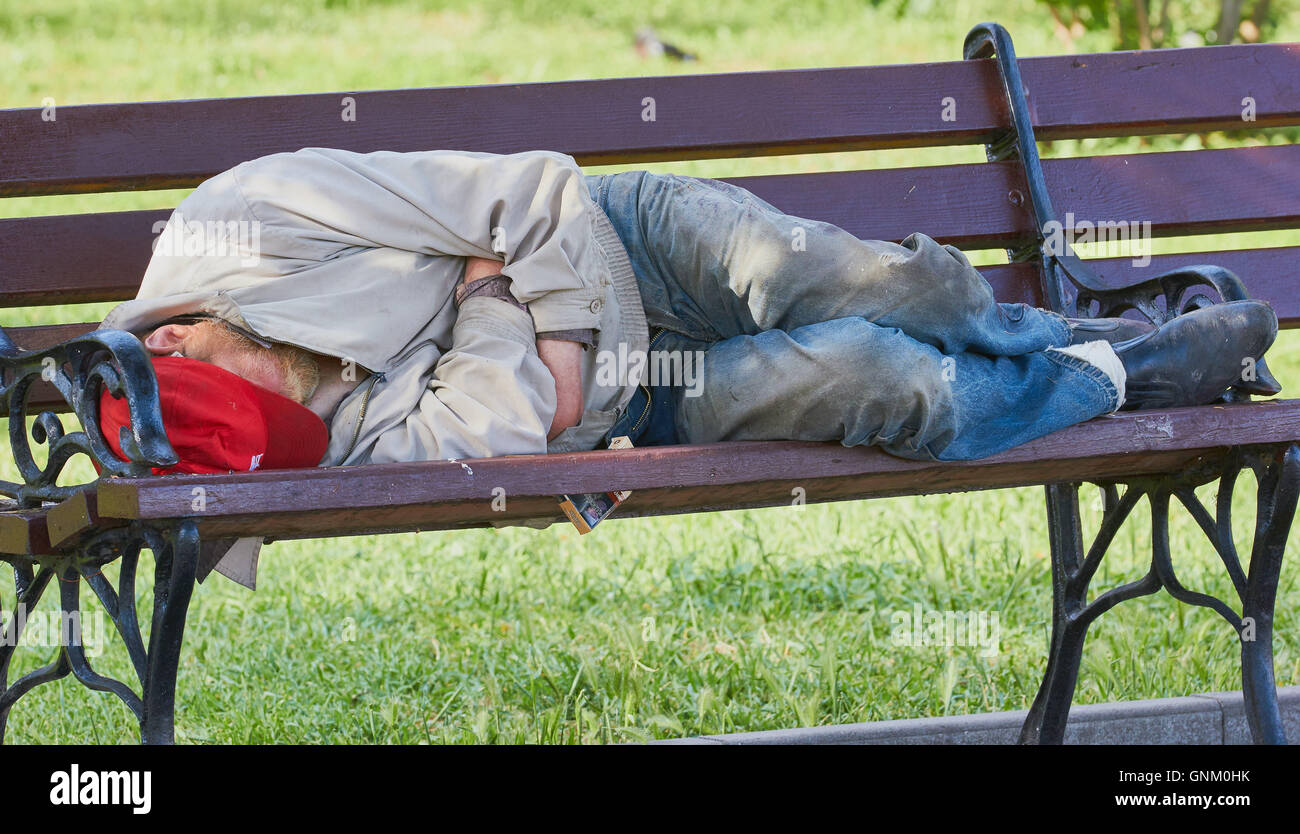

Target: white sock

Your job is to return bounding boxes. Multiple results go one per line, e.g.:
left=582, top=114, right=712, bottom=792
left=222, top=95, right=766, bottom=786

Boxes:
left=1047, top=339, right=1126, bottom=411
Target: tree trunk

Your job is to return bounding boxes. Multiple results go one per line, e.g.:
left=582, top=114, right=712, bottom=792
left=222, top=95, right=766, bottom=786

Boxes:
left=1247, top=0, right=1272, bottom=41
left=1153, top=0, right=1172, bottom=45
left=1217, top=0, right=1246, bottom=44
left=1047, top=4, right=1075, bottom=49
left=1135, top=0, right=1153, bottom=49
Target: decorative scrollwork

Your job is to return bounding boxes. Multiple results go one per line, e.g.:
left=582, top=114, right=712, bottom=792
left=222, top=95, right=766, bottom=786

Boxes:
left=1033, top=445, right=1298, bottom=744
left=1051, top=260, right=1283, bottom=402
left=0, top=327, right=177, bottom=506
left=1062, top=447, right=1286, bottom=635
left=1021, top=447, right=1299, bottom=744
left=0, top=520, right=199, bottom=744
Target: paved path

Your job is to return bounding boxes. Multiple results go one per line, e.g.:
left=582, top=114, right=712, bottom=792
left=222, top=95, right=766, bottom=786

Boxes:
left=656, top=686, right=1300, bottom=744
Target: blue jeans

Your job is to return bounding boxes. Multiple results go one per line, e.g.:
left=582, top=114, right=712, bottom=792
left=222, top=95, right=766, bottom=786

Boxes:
left=586, top=171, right=1120, bottom=461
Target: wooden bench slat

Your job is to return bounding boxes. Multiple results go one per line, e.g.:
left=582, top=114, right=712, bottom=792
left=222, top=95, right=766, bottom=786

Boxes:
left=4, top=322, right=105, bottom=351
left=0, top=209, right=162, bottom=307
left=3, top=144, right=1297, bottom=308
left=3, top=44, right=1297, bottom=197
left=89, top=400, right=1300, bottom=540
left=729, top=143, right=1300, bottom=245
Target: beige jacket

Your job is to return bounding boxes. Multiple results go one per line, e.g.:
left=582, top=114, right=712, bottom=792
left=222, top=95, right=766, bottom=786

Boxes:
left=101, top=147, right=649, bottom=587
left=103, top=147, right=649, bottom=464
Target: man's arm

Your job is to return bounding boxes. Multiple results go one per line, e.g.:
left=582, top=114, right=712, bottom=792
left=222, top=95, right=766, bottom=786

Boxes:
left=369, top=293, right=555, bottom=462
left=229, top=147, right=608, bottom=335
left=463, top=256, right=583, bottom=440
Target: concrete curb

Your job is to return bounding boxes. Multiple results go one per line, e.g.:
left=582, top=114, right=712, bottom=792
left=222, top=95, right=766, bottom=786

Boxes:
left=655, top=686, right=1300, bottom=744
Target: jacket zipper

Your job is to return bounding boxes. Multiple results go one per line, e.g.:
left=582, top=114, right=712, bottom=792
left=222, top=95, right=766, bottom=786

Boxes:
left=629, top=329, right=669, bottom=435
left=340, top=373, right=383, bottom=462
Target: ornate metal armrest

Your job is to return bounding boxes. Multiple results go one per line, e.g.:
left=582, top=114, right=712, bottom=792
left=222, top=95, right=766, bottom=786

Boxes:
left=1062, top=259, right=1281, bottom=398
left=964, top=21, right=1281, bottom=401
left=0, top=327, right=177, bottom=508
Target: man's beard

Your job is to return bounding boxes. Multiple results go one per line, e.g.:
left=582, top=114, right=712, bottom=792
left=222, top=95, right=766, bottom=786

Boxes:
left=196, top=319, right=321, bottom=405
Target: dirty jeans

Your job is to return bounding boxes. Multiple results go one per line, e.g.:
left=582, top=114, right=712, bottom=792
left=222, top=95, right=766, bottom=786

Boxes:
left=584, top=171, right=1121, bottom=461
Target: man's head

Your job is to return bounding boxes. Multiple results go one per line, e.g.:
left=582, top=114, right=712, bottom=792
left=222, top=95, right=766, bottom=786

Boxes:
left=98, top=354, right=331, bottom=475
left=139, top=317, right=321, bottom=405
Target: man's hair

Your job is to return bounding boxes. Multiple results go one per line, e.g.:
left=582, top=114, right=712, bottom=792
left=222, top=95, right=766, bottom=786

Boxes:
left=140, top=315, right=321, bottom=405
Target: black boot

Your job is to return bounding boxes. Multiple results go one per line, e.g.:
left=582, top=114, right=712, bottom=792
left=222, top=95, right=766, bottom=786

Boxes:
left=1114, top=300, right=1279, bottom=411
left=1065, top=315, right=1156, bottom=346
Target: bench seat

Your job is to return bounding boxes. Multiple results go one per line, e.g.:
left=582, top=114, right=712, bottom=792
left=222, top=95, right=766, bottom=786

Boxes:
left=0, top=400, right=1285, bottom=550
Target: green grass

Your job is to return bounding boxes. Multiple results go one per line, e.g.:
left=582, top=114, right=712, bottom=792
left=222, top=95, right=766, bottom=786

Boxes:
left=1, top=0, right=1299, bottom=743
left=6, top=459, right=1299, bottom=744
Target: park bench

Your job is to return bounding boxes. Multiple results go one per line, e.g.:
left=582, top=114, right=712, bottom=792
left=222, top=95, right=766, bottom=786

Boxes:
left=1, top=22, right=1298, bottom=744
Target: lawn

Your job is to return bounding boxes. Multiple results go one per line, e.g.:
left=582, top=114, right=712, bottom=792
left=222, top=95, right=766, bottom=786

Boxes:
left=1, top=0, right=1298, bottom=743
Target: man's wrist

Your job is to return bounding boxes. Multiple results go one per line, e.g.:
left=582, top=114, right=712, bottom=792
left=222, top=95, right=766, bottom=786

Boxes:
left=455, top=273, right=530, bottom=318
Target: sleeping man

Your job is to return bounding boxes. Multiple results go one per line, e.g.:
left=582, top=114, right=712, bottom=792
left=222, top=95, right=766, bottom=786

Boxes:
left=99, top=148, right=1279, bottom=585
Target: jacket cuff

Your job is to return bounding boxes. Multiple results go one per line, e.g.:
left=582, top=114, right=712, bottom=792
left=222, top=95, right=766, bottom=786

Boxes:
left=455, top=273, right=531, bottom=318
left=454, top=295, right=539, bottom=350
left=536, top=328, right=596, bottom=348
left=526, top=286, right=604, bottom=334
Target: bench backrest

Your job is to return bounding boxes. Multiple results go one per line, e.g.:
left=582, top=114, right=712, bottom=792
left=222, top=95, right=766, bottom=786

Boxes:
left=2, top=43, right=1299, bottom=412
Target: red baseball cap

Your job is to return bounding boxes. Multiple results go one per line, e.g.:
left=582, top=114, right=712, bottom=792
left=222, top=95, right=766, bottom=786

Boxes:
left=99, top=355, right=329, bottom=475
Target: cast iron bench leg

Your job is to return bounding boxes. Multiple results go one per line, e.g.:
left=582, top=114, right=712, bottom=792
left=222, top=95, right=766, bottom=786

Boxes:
left=1239, top=444, right=1299, bottom=743
left=0, top=520, right=199, bottom=745
left=1020, top=483, right=1098, bottom=743
left=140, top=520, right=200, bottom=744
left=1020, top=482, right=1160, bottom=743
left=1022, top=446, right=1296, bottom=745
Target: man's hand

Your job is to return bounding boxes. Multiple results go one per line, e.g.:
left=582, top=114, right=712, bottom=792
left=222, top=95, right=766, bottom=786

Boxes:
left=463, top=257, right=584, bottom=440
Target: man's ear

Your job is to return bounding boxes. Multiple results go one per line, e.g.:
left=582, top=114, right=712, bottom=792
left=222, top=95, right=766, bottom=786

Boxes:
left=141, top=323, right=193, bottom=355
